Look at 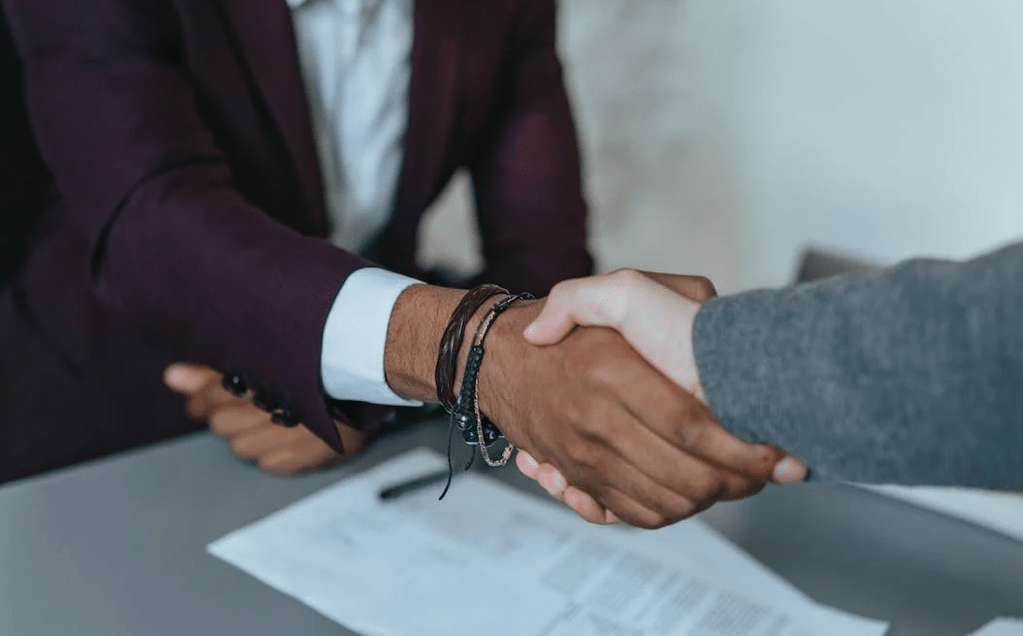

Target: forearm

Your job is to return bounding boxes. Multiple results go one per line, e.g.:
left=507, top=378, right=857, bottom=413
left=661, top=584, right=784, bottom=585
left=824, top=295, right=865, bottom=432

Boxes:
left=693, top=242, right=1023, bottom=490
left=99, top=167, right=367, bottom=446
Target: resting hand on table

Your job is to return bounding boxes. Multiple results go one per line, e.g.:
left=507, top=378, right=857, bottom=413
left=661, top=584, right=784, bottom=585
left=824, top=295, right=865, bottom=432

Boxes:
left=516, top=270, right=808, bottom=523
left=163, top=363, right=366, bottom=475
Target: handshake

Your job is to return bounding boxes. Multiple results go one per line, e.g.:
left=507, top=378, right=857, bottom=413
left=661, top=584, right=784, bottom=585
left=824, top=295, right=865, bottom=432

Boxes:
left=166, top=270, right=808, bottom=530
left=513, top=270, right=808, bottom=526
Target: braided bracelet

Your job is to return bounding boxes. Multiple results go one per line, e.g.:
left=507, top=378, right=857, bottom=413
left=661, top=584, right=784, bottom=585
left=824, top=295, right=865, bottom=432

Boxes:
left=451, top=292, right=535, bottom=467
left=434, top=284, right=508, bottom=412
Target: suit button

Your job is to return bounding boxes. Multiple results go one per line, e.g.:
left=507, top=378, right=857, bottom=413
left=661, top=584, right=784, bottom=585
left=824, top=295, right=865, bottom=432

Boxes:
left=253, top=392, right=279, bottom=413
left=222, top=374, right=248, bottom=397
left=271, top=407, right=300, bottom=428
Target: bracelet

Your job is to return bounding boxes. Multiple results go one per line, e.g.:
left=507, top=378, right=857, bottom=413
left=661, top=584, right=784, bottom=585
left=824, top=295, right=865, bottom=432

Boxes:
left=434, top=284, right=508, bottom=412
left=451, top=292, right=535, bottom=467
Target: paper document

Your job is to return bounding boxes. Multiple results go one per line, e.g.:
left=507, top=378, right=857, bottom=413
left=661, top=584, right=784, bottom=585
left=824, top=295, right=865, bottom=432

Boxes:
left=209, top=449, right=888, bottom=636
left=967, top=618, right=1023, bottom=636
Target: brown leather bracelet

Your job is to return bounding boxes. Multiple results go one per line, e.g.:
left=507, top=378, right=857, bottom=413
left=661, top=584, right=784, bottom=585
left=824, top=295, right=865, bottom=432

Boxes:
left=434, top=284, right=507, bottom=411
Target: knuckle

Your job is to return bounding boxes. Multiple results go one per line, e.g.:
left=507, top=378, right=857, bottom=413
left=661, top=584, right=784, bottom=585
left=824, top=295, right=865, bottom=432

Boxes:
left=690, top=480, right=727, bottom=514
left=184, top=399, right=207, bottom=421
left=664, top=498, right=697, bottom=523
left=547, top=279, right=571, bottom=302
left=726, top=476, right=766, bottom=500
left=679, top=423, right=704, bottom=452
left=565, top=441, right=602, bottom=471
left=607, top=268, right=642, bottom=288
left=260, top=455, right=298, bottom=475
left=208, top=409, right=239, bottom=432
left=637, top=512, right=669, bottom=530
left=577, top=410, right=615, bottom=442
left=586, top=359, right=623, bottom=390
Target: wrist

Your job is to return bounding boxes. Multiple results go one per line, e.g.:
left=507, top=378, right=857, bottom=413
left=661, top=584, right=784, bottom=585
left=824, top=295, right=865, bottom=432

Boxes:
left=383, top=284, right=466, bottom=402
left=382, top=284, right=500, bottom=403
left=472, top=298, right=543, bottom=438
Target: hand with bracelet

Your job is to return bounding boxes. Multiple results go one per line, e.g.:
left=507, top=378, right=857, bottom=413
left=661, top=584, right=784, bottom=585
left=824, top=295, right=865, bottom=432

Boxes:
left=384, top=279, right=805, bottom=529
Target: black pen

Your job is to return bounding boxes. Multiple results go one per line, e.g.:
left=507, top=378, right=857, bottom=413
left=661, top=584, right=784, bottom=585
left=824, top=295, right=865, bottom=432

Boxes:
left=378, top=468, right=451, bottom=501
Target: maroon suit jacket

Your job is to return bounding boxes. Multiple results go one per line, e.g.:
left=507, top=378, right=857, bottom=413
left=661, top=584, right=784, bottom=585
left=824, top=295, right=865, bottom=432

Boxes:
left=0, top=0, right=591, bottom=482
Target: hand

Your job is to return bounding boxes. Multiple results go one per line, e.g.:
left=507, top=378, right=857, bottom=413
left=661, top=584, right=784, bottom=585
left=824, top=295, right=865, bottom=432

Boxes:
left=479, top=299, right=790, bottom=529
left=512, top=270, right=808, bottom=524
left=164, top=363, right=366, bottom=475
left=525, top=269, right=712, bottom=400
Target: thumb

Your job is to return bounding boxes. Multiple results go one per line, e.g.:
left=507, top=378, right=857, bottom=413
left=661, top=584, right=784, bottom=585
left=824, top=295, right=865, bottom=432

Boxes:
left=163, top=363, right=219, bottom=393
left=522, top=297, right=581, bottom=345
left=523, top=276, right=625, bottom=345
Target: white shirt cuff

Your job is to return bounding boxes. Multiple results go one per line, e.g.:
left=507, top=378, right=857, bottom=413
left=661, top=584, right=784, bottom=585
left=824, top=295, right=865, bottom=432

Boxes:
left=321, top=267, right=424, bottom=406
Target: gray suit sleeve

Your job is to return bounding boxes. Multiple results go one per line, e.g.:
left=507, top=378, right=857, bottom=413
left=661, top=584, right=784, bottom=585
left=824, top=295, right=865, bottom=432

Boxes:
left=693, top=242, right=1023, bottom=490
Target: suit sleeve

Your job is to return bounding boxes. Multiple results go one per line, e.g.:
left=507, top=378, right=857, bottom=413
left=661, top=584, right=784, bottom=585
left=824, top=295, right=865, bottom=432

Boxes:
left=3, top=0, right=362, bottom=449
left=468, top=0, right=593, bottom=296
left=693, top=241, right=1023, bottom=490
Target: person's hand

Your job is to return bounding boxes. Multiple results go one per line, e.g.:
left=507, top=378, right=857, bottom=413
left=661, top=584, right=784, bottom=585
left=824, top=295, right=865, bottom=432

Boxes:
left=512, top=270, right=808, bottom=524
left=476, top=298, right=792, bottom=529
left=164, top=363, right=366, bottom=474
left=525, top=269, right=711, bottom=400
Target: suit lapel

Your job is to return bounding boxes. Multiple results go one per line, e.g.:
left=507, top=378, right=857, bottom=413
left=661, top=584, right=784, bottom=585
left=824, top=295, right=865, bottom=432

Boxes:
left=216, top=0, right=329, bottom=235
left=393, top=0, right=461, bottom=217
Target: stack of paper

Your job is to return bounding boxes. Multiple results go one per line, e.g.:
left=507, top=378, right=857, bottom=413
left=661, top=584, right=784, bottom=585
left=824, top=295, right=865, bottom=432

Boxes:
left=209, top=449, right=888, bottom=636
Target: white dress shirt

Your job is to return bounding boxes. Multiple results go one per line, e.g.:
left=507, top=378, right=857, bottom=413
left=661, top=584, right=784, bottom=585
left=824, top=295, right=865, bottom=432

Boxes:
left=288, top=0, right=423, bottom=406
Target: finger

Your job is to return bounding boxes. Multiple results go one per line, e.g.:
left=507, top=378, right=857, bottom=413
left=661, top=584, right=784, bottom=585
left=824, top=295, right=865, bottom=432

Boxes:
left=180, top=370, right=249, bottom=421
left=209, top=403, right=271, bottom=438
left=641, top=272, right=717, bottom=302
left=259, top=439, right=341, bottom=475
left=524, top=269, right=716, bottom=346
left=562, top=485, right=617, bottom=525
left=164, top=363, right=220, bottom=394
left=522, top=278, right=609, bottom=346
left=618, top=369, right=804, bottom=485
left=562, top=436, right=703, bottom=528
left=229, top=424, right=300, bottom=462
left=524, top=458, right=616, bottom=525
left=669, top=409, right=803, bottom=486
left=525, top=271, right=650, bottom=345
left=516, top=449, right=541, bottom=479
left=588, top=481, right=695, bottom=530
left=535, top=463, right=568, bottom=499
left=587, top=355, right=765, bottom=502
left=334, top=421, right=369, bottom=458
left=600, top=409, right=740, bottom=508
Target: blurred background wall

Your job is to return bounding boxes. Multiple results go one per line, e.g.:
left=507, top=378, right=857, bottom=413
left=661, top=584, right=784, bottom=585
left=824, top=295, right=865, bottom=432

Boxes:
left=418, top=0, right=1023, bottom=294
